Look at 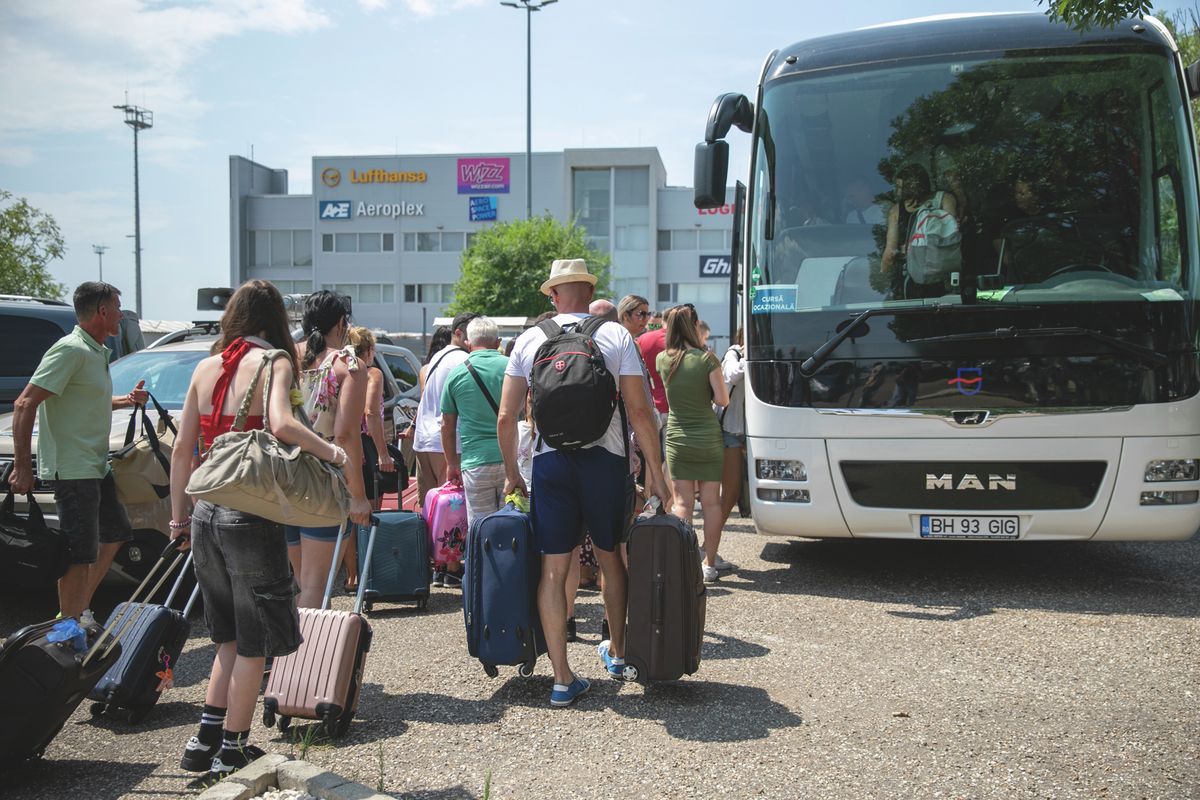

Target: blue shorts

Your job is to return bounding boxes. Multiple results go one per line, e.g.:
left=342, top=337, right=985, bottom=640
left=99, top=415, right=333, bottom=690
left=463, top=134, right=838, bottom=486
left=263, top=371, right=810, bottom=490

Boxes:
left=722, top=430, right=746, bottom=448
left=531, top=447, right=627, bottom=555
left=284, top=524, right=350, bottom=546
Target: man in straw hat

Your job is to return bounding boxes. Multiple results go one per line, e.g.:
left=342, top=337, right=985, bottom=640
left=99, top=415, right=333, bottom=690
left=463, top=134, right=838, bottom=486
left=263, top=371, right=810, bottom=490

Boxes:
left=498, top=259, right=669, bottom=707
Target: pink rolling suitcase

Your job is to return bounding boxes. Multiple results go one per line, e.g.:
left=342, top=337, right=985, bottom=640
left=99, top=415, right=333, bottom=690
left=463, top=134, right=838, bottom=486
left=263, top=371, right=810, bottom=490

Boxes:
left=424, top=482, right=467, bottom=570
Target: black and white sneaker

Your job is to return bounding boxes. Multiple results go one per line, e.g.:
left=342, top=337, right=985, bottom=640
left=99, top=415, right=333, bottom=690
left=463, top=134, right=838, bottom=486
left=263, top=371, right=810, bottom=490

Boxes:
left=179, top=736, right=218, bottom=773
left=205, top=744, right=266, bottom=784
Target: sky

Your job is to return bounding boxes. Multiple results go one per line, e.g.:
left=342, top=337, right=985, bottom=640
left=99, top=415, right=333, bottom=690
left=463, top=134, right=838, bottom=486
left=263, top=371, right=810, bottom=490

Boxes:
left=1, top=0, right=1194, bottom=322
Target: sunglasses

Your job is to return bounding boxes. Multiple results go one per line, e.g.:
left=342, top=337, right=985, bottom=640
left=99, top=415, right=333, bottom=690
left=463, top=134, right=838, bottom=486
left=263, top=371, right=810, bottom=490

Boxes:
left=634, top=310, right=653, bottom=319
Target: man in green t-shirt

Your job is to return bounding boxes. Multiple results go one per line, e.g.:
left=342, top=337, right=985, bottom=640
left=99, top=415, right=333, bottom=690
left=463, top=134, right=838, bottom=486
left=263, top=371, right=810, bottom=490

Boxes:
left=441, top=316, right=508, bottom=529
left=9, top=282, right=148, bottom=623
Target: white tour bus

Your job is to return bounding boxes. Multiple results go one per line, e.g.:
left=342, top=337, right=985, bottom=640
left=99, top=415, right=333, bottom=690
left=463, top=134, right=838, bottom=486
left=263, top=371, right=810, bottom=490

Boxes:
left=694, top=13, right=1200, bottom=540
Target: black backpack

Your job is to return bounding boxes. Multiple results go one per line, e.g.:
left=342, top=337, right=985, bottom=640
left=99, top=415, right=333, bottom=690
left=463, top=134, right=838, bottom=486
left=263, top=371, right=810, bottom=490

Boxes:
left=530, top=316, right=618, bottom=450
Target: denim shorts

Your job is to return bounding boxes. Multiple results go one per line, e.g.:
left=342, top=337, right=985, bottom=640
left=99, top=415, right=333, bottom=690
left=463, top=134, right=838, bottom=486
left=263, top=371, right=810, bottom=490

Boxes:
left=52, top=473, right=133, bottom=565
left=722, top=430, right=746, bottom=448
left=531, top=448, right=627, bottom=555
left=191, top=500, right=303, bottom=659
left=284, top=523, right=350, bottom=546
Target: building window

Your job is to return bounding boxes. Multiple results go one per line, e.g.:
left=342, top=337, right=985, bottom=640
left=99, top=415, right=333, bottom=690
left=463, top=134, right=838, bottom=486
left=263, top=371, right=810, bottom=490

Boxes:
left=322, top=233, right=334, bottom=253
left=320, top=283, right=395, bottom=304
left=657, top=230, right=672, bottom=251
left=672, top=230, right=697, bottom=251
left=441, top=232, right=465, bottom=252
left=321, top=232, right=397, bottom=254
left=573, top=168, right=611, bottom=253
left=698, top=229, right=726, bottom=250
left=359, top=233, right=382, bottom=253
left=293, top=231, right=312, bottom=266
left=402, top=283, right=455, bottom=303
left=417, top=233, right=440, bottom=252
left=613, top=278, right=648, bottom=299
left=253, top=231, right=270, bottom=267
left=270, top=279, right=313, bottom=295
left=657, top=283, right=674, bottom=304
left=383, top=233, right=395, bottom=252
left=334, top=233, right=356, bottom=253
left=676, top=282, right=728, bottom=304
left=466, top=232, right=478, bottom=249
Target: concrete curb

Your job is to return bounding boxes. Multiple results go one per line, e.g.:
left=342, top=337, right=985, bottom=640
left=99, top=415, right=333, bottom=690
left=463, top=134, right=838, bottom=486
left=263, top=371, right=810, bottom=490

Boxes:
left=198, top=755, right=396, bottom=800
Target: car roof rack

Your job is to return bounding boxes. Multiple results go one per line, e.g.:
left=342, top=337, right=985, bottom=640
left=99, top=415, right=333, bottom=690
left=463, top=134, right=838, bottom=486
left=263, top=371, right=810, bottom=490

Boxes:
left=0, top=294, right=71, bottom=306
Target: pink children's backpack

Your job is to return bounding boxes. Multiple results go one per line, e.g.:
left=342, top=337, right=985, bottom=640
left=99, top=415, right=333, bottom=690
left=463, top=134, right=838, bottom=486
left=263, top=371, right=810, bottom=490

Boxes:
left=424, top=482, right=468, bottom=570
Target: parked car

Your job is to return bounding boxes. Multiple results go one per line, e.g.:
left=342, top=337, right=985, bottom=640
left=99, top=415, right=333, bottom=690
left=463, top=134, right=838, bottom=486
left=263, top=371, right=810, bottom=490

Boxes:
left=0, top=296, right=77, bottom=414
left=0, top=328, right=412, bottom=586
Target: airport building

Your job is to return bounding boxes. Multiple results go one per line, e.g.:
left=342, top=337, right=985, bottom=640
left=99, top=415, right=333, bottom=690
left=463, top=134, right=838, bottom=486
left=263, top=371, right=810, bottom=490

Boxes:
left=229, top=147, right=736, bottom=346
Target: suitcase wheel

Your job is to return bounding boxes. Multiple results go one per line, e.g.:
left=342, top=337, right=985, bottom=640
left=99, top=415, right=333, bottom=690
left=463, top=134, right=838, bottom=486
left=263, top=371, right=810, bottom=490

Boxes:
left=363, top=601, right=373, bottom=614
left=89, top=702, right=108, bottom=717
left=263, top=708, right=276, bottom=728
left=621, top=664, right=639, bottom=682
left=518, top=661, right=535, bottom=678
left=278, top=716, right=291, bottom=734
left=417, top=598, right=428, bottom=610
left=483, top=663, right=499, bottom=679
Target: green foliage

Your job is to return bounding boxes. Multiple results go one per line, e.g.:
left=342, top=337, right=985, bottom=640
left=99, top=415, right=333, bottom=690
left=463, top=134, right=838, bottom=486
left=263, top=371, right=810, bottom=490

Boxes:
left=0, top=190, right=67, bottom=299
left=1039, top=0, right=1152, bottom=30
left=1159, top=5, right=1200, bottom=120
left=447, top=214, right=610, bottom=318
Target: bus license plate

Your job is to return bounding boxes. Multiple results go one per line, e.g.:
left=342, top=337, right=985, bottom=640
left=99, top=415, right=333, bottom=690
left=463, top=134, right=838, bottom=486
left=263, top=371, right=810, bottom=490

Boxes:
left=919, top=515, right=1019, bottom=539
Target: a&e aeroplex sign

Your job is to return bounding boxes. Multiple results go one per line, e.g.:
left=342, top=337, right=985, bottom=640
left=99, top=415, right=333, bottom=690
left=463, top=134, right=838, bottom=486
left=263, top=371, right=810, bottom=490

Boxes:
left=319, top=200, right=425, bottom=220
left=699, top=254, right=731, bottom=278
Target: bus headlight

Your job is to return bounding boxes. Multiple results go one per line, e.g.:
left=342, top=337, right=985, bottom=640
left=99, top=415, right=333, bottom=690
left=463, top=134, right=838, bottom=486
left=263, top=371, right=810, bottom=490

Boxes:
left=756, top=459, right=808, bottom=481
left=1140, top=490, right=1199, bottom=506
left=757, top=488, right=811, bottom=503
left=1144, top=459, right=1198, bottom=482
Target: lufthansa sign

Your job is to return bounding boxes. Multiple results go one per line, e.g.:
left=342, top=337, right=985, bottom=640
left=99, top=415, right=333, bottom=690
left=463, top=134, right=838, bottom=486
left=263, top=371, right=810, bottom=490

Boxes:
left=350, top=169, right=426, bottom=184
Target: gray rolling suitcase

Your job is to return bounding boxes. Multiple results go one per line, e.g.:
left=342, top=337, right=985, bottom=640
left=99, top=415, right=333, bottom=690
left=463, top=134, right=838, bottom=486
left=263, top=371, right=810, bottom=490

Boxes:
left=622, top=507, right=706, bottom=683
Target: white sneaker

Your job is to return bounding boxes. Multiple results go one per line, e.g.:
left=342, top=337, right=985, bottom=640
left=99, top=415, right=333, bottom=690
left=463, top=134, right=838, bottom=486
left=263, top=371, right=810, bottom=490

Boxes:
left=712, top=554, right=737, bottom=572
left=80, top=609, right=97, bottom=627
left=702, top=564, right=720, bottom=583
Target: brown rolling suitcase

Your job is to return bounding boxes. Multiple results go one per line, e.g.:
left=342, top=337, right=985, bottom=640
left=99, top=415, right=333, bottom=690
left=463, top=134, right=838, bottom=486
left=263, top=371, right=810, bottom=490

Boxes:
left=262, top=519, right=375, bottom=738
left=622, top=506, right=706, bottom=684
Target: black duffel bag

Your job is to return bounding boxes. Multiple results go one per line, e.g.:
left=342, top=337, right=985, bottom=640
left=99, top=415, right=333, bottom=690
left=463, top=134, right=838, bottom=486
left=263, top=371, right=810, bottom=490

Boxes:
left=0, top=490, right=71, bottom=588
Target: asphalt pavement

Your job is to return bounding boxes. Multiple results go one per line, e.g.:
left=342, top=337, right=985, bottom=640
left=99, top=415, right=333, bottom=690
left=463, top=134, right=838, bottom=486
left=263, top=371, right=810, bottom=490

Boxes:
left=2, top=517, right=1197, bottom=799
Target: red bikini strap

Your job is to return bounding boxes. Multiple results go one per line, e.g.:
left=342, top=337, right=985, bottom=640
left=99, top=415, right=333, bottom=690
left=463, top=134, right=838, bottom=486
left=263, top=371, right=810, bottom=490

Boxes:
left=210, top=338, right=261, bottom=420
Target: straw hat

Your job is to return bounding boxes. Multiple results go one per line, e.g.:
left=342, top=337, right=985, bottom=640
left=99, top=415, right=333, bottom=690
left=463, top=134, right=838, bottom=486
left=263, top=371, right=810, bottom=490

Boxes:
left=540, top=258, right=598, bottom=295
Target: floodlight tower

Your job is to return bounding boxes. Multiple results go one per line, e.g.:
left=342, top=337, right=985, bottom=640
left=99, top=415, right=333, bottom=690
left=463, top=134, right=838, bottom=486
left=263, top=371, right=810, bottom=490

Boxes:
left=92, top=244, right=108, bottom=281
left=114, top=99, right=153, bottom=316
left=499, top=0, right=558, bottom=219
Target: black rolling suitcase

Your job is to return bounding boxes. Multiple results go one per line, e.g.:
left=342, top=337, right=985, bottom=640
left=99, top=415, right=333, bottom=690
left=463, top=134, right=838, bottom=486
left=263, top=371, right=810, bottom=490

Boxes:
left=88, top=551, right=201, bottom=722
left=0, top=538, right=188, bottom=769
left=622, top=506, right=706, bottom=684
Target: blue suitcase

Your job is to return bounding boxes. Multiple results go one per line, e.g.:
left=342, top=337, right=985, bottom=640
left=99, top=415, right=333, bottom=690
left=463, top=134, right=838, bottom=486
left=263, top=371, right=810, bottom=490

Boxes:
left=464, top=501, right=545, bottom=678
left=356, top=511, right=431, bottom=612
left=88, top=551, right=201, bottom=722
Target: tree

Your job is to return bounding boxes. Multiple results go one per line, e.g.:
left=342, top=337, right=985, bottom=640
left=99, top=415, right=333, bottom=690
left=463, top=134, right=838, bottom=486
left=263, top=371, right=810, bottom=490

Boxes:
left=0, top=190, right=67, bottom=300
left=1039, top=0, right=1152, bottom=30
left=447, top=214, right=610, bottom=318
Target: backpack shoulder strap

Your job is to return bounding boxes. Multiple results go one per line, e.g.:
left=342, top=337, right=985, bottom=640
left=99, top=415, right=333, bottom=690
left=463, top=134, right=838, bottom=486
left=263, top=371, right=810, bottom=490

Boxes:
left=426, top=345, right=463, bottom=379
left=577, top=316, right=607, bottom=338
left=536, top=319, right=564, bottom=338
left=464, top=359, right=500, bottom=415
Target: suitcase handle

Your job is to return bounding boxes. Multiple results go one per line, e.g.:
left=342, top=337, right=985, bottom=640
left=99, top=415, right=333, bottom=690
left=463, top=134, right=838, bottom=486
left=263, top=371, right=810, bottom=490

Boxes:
left=352, top=515, right=381, bottom=614
left=83, top=536, right=188, bottom=666
left=321, top=520, right=351, bottom=611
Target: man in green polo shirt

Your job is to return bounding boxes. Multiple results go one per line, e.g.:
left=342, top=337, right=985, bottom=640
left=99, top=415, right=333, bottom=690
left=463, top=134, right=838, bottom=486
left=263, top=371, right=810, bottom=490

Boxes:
left=10, top=282, right=148, bottom=622
left=441, top=316, right=508, bottom=537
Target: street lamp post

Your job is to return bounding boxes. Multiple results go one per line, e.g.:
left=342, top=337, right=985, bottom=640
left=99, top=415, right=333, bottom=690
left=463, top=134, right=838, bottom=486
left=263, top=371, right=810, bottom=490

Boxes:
left=92, top=244, right=108, bottom=282
left=114, top=100, right=153, bottom=316
left=499, top=0, right=557, bottom=220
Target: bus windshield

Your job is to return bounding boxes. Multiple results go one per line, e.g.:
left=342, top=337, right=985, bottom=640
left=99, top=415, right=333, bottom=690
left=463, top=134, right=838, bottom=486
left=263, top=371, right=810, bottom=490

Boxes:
left=748, top=49, right=1199, bottom=392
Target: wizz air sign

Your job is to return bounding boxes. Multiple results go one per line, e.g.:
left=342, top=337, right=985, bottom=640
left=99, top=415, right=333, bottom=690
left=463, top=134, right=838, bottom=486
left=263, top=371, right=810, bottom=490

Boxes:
left=699, top=254, right=731, bottom=278
left=457, top=158, right=510, bottom=194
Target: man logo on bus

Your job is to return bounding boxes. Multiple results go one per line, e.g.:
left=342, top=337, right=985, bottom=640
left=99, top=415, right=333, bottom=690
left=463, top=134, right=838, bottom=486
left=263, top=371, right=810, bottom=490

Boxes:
left=948, top=367, right=983, bottom=396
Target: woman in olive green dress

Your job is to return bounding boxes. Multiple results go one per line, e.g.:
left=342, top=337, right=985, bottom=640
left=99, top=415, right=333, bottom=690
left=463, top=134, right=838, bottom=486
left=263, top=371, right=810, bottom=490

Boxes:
left=656, top=305, right=730, bottom=583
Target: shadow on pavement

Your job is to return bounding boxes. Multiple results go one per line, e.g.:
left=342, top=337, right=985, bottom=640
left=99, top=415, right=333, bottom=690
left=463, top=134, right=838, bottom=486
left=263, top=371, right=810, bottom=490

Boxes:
left=730, top=536, right=1200, bottom=619
left=2, top=758, right=159, bottom=799
left=398, top=786, right=479, bottom=800
left=701, top=630, right=770, bottom=661
left=487, top=676, right=801, bottom=742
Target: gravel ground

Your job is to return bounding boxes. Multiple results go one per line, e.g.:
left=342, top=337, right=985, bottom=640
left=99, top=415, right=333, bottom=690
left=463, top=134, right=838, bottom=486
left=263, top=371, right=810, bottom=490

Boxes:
left=2, top=517, right=1198, bottom=799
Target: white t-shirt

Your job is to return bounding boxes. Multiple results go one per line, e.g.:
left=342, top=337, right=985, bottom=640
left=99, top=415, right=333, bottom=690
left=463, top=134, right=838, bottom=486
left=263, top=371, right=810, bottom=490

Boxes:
left=414, top=345, right=468, bottom=452
left=505, top=313, right=643, bottom=459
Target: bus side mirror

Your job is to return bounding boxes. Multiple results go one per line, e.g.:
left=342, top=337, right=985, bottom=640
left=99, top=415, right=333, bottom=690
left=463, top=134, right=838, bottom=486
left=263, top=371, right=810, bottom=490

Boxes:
left=694, top=141, right=729, bottom=208
left=1186, top=60, right=1200, bottom=99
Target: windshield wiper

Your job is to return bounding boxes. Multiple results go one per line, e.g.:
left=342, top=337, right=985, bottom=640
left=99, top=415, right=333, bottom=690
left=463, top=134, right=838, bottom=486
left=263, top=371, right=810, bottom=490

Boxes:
left=905, top=326, right=1167, bottom=367
left=799, top=304, right=1040, bottom=377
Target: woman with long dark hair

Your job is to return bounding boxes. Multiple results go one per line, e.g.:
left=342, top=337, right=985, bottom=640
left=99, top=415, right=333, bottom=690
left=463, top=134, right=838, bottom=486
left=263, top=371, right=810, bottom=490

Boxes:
left=286, top=290, right=370, bottom=608
left=656, top=304, right=729, bottom=584
left=168, top=280, right=346, bottom=783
